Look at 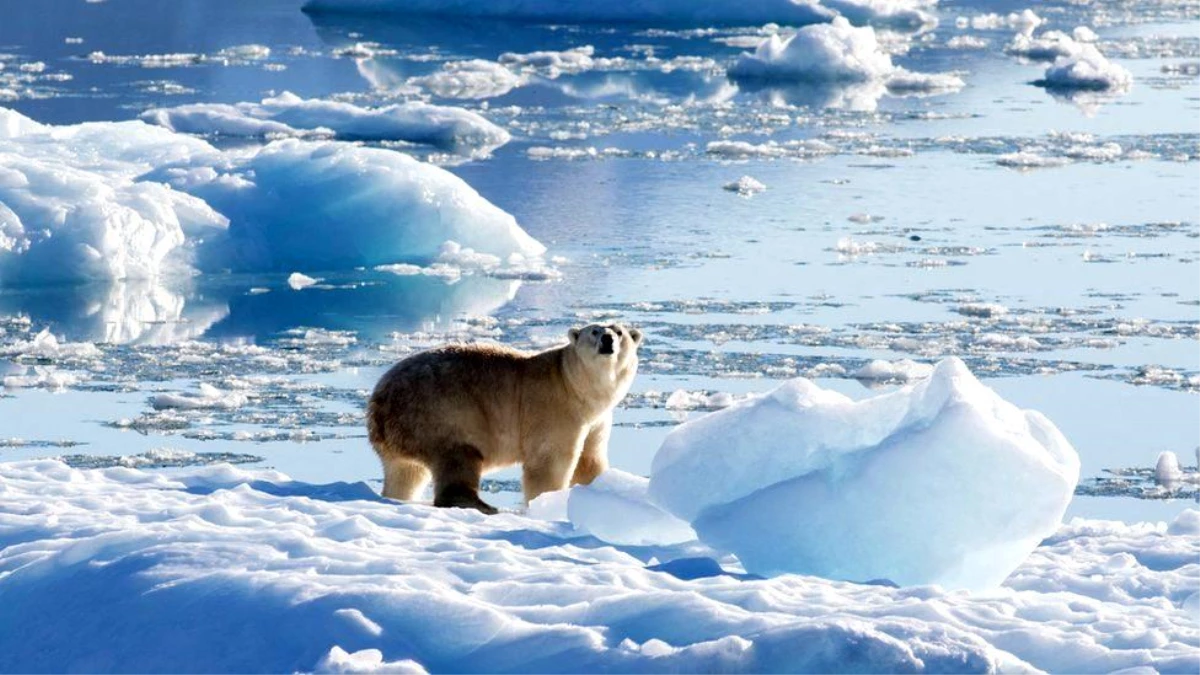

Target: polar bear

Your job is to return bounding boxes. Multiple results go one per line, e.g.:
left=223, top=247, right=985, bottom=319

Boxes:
left=367, top=323, right=642, bottom=514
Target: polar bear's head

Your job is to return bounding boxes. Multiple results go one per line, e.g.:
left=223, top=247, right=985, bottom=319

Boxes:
left=565, top=323, right=643, bottom=407
left=569, top=323, right=643, bottom=364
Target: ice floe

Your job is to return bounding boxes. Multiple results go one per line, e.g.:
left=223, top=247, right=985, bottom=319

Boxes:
left=0, top=107, right=544, bottom=284
left=141, top=92, right=511, bottom=154
left=0, top=459, right=1196, bottom=673
left=649, top=358, right=1081, bottom=590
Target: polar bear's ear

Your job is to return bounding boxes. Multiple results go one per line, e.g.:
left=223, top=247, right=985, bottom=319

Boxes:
left=569, top=327, right=581, bottom=342
left=629, top=328, right=643, bottom=345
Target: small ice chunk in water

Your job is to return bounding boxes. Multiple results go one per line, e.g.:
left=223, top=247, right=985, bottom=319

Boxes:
left=1155, top=451, right=1182, bottom=484
left=1038, top=43, right=1132, bottom=92
left=150, top=383, right=249, bottom=410
left=648, top=357, right=1080, bottom=590
left=287, top=272, right=319, bottom=290
left=722, top=176, right=766, bottom=195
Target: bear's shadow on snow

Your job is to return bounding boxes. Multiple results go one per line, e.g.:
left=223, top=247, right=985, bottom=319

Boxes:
left=483, top=528, right=753, bottom=581
left=183, top=479, right=382, bottom=502
left=179, top=475, right=754, bottom=583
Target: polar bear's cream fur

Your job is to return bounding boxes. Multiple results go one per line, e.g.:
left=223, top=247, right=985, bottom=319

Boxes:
left=367, top=323, right=642, bottom=513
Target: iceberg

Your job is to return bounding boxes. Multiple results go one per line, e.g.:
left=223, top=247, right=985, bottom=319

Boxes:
left=0, top=107, right=543, bottom=285
left=140, top=92, right=511, bottom=155
left=648, top=358, right=1081, bottom=591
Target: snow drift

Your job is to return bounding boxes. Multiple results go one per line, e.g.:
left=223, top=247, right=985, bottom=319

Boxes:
left=0, top=460, right=1195, bottom=674
left=140, top=92, right=511, bottom=155
left=648, top=357, right=1081, bottom=591
left=0, top=107, right=542, bottom=285
left=728, top=18, right=963, bottom=94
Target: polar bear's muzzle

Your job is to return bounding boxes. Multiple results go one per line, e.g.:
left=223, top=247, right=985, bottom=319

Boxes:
left=598, top=334, right=615, bottom=355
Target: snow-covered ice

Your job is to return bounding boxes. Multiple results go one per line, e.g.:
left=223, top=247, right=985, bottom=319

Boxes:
left=141, top=92, right=511, bottom=155
left=728, top=18, right=964, bottom=94
left=649, top=358, right=1081, bottom=590
left=0, top=460, right=1196, bottom=673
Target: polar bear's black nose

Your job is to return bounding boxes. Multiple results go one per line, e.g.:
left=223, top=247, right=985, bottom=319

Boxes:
left=599, top=334, right=614, bottom=353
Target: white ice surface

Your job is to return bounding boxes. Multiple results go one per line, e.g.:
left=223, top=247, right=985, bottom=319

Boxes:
left=0, top=460, right=1196, bottom=673
left=140, top=92, right=511, bottom=155
left=728, top=18, right=963, bottom=93
left=648, top=358, right=1081, bottom=591
left=0, top=108, right=543, bottom=284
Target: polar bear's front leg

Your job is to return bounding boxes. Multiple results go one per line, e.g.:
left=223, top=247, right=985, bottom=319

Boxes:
left=571, top=415, right=611, bottom=486
left=522, top=429, right=587, bottom=503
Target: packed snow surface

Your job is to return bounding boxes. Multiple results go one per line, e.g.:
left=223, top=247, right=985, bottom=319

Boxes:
left=0, top=107, right=543, bottom=284
left=0, top=460, right=1196, bottom=674
left=648, top=357, right=1081, bottom=591
left=728, top=18, right=963, bottom=92
left=140, top=92, right=511, bottom=154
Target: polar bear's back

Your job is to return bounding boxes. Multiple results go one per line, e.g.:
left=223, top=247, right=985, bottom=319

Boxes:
left=367, top=342, right=560, bottom=466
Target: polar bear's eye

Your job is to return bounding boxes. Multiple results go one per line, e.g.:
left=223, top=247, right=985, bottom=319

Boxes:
left=613, top=328, right=623, bottom=336
left=592, top=328, right=600, bottom=336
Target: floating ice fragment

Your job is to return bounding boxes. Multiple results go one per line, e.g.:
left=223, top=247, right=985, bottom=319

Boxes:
left=408, top=60, right=526, bottom=100
left=1038, top=44, right=1133, bottom=92
left=1156, top=451, right=1182, bottom=484
left=722, top=175, right=767, bottom=195
left=150, top=383, right=250, bottom=410
left=955, top=302, right=1009, bottom=318
left=851, top=358, right=932, bottom=382
left=287, top=272, right=320, bottom=290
